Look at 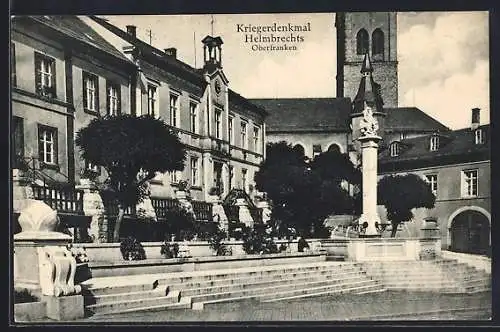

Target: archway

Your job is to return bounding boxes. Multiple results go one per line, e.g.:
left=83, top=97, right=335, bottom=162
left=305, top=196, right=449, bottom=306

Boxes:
left=293, top=144, right=305, bottom=156
left=327, top=143, right=342, bottom=154
left=448, top=207, right=490, bottom=255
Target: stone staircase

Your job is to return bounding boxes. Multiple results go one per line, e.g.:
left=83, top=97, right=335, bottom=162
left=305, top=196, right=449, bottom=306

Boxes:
left=80, top=261, right=383, bottom=315
left=358, top=259, right=491, bottom=293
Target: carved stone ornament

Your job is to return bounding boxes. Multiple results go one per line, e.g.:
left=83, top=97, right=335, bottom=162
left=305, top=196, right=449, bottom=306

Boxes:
left=359, top=105, right=379, bottom=137
left=37, top=246, right=82, bottom=297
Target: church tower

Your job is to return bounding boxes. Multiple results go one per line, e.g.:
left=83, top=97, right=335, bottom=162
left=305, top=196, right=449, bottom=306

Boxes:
left=336, top=12, right=398, bottom=108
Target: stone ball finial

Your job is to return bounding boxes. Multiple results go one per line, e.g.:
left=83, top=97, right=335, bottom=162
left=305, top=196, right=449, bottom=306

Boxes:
left=18, top=199, right=59, bottom=233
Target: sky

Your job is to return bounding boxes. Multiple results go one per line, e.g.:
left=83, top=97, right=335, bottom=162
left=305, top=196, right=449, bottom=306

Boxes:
left=87, top=12, right=489, bottom=130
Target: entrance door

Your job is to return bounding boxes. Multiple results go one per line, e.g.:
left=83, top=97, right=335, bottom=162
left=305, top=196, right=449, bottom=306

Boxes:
left=450, top=210, right=490, bottom=255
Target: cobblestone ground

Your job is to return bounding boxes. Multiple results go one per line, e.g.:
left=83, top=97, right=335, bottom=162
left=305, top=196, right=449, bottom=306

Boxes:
left=78, top=290, right=491, bottom=322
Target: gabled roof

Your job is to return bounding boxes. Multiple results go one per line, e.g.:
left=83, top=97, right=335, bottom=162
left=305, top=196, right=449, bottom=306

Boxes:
left=384, top=107, right=450, bottom=132
left=379, top=124, right=490, bottom=170
left=229, top=90, right=269, bottom=118
left=250, top=98, right=352, bottom=132
left=89, top=15, right=206, bottom=86
left=26, top=16, right=132, bottom=64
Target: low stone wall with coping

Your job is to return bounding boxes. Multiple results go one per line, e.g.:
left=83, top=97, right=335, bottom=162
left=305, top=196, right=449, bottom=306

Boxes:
left=74, top=239, right=325, bottom=262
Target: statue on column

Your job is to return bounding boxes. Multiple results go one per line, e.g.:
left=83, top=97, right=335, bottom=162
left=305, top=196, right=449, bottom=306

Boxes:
left=359, top=105, right=379, bottom=137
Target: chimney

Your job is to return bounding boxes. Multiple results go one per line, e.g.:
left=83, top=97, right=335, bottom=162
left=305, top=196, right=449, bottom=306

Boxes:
left=471, top=108, right=480, bottom=130
left=126, top=25, right=137, bottom=38
left=164, top=47, right=177, bottom=59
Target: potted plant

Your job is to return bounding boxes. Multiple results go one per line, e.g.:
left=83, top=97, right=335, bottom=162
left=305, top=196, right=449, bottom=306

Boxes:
left=119, top=236, right=146, bottom=261
left=160, top=241, right=179, bottom=259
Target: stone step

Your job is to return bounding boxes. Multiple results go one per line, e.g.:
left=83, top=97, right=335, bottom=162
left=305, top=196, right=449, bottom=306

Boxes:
left=386, top=285, right=465, bottom=293
left=86, top=290, right=181, bottom=315
left=179, top=273, right=369, bottom=297
left=260, top=282, right=383, bottom=303
left=189, top=278, right=376, bottom=305
left=167, top=268, right=365, bottom=291
left=86, top=286, right=170, bottom=305
left=82, top=281, right=158, bottom=297
left=92, top=295, right=193, bottom=316
left=191, top=281, right=382, bottom=310
left=155, top=262, right=355, bottom=285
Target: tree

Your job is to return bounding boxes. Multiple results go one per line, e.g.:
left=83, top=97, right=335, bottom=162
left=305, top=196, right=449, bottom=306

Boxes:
left=75, top=114, right=186, bottom=242
left=255, top=141, right=360, bottom=238
left=377, top=174, right=436, bottom=237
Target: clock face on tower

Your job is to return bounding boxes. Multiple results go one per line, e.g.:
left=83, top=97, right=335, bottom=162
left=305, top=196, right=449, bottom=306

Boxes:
left=215, top=79, right=222, bottom=95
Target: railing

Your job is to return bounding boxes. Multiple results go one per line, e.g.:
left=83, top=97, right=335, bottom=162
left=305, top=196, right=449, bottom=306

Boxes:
left=31, top=184, right=84, bottom=215
left=192, top=200, right=213, bottom=221
left=151, top=197, right=179, bottom=219
left=100, top=194, right=136, bottom=217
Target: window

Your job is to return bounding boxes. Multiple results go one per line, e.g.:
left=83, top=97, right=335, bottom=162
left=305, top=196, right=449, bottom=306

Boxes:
left=462, top=169, right=478, bottom=197
left=313, top=144, right=322, bottom=158
left=372, top=29, right=384, bottom=56
left=83, top=72, right=99, bottom=112
left=215, top=108, right=222, bottom=139
left=38, top=125, right=57, bottom=165
left=253, top=126, right=260, bottom=153
left=170, top=94, right=179, bottom=127
left=170, top=171, right=180, bottom=184
left=190, top=157, right=199, bottom=186
left=35, top=52, right=56, bottom=98
left=190, top=102, right=198, bottom=133
left=327, top=144, right=341, bottom=153
left=425, top=174, right=438, bottom=195
left=356, top=29, right=369, bottom=55
left=430, top=136, right=439, bottom=151
left=11, top=43, right=16, bottom=87
left=228, top=115, right=234, bottom=143
left=242, top=168, right=247, bottom=192
left=12, top=117, right=24, bottom=168
left=106, top=81, right=121, bottom=116
left=475, top=129, right=484, bottom=144
left=240, top=121, right=247, bottom=149
left=390, top=142, right=400, bottom=157
left=147, top=85, right=158, bottom=117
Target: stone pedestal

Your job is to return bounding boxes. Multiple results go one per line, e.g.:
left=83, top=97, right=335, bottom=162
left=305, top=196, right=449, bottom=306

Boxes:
left=43, top=294, right=84, bottom=321
left=14, top=200, right=83, bottom=320
left=357, top=135, right=382, bottom=237
left=256, top=201, right=272, bottom=224
left=235, top=198, right=254, bottom=228
left=76, top=182, right=105, bottom=243
left=209, top=196, right=229, bottom=233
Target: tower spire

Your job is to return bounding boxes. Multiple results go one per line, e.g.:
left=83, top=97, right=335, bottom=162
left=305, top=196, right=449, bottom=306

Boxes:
left=360, top=52, right=373, bottom=74
left=352, top=52, right=384, bottom=114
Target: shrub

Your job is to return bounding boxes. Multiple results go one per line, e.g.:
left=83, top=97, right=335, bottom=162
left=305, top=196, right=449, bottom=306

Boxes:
left=242, top=226, right=278, bottom=255
left=208, top=227, right=230, bottom=256
left=119, top=236, right=146, bottom=260
left=160, top=241, right=179, bottom=259
left=164, top=205, right=197, bottom=241
left=298, top=237, right=310, bottom=252
left=14, top=289, right=38, bottom=304
left=278, top=243, right=288, bottom=253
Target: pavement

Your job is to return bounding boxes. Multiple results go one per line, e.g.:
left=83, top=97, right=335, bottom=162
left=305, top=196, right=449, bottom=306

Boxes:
left=73, top=290, right=491, bottom=322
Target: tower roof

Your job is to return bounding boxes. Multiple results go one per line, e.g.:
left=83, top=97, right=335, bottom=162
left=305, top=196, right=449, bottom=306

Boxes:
left=360, top=52, right=373, bottom=73
left=352, top=52, right=384, bottom=114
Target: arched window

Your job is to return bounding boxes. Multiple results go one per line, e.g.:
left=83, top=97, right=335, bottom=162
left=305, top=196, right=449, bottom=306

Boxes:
left=372, top=29, right=384, bottom=56
left=293, top=144, right=305, bottom=156
left=327, top=144, right=341, bottom=154
left=356, top=29, right=369, bottom=55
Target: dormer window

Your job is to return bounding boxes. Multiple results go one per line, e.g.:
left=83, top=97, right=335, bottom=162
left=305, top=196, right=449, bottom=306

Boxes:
left=389, top=142, right=400, bottom=157
left=430, top=136, right=439, bottom=151
left=475, top=128, right=484, bottom=144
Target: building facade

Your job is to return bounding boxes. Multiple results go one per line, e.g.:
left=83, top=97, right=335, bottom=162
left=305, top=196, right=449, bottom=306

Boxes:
left=11, top=15, right=268, bottom=241
left=11, top=16, right=136, bottom=188
left=378, top=110, right=490, bottom=254
left=91, top=17, right=267, bottom=202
